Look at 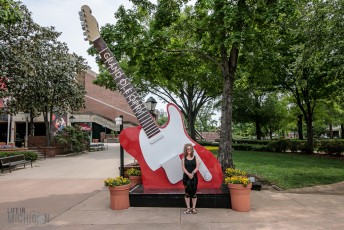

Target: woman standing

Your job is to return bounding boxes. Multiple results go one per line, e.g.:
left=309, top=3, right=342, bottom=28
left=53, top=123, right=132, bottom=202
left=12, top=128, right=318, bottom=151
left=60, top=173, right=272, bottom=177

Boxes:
left=181, top=143, right=200, bottom=214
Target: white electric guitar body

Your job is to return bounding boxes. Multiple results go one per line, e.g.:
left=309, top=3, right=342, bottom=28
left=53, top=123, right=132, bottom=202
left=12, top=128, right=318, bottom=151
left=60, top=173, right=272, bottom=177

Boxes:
left=139, top=104, right=212, bottom=184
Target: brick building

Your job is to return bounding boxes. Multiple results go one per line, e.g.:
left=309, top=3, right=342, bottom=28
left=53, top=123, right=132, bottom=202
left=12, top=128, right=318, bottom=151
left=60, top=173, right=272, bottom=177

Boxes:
left=0, top=69, right=139, bottom=145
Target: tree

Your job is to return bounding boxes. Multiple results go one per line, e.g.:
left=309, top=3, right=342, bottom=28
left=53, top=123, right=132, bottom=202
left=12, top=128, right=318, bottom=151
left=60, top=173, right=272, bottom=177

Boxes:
left=156, top=109, right=168, bottom=126
left=313, top=100, right=344, bottom=139
left=273, top=0, right=344, bottom=153
left=0, top=1, right=27, bottom=80
left=89, top=1, right=222, bottom=140
left=195, top=101, right=219, bottom=133
left=233, top=83, right=288, bottom=140
left=0, top=2, right=88, bottom=146
left=192, top=0, right=293, bottom=168
left=90, top=0, right=290, bottom=169
left=55, top=126, right=89, bottom=153
left=0, top=0, right=22, bottom=24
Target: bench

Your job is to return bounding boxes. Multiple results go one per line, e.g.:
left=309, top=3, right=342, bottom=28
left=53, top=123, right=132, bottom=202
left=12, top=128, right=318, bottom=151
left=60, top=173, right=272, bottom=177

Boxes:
left=0, top=154, right=32, bottom=173
left=89, top=143, right=106, bottom=151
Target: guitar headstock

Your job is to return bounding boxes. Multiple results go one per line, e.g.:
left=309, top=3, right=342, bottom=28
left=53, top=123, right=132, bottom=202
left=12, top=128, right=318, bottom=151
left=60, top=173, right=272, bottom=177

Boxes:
left=79, top=5, right=100, bottom=42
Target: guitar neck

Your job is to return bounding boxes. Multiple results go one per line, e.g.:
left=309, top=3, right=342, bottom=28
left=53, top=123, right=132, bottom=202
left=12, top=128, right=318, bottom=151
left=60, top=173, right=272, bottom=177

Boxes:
left=93, top=37, right=160, bottom=139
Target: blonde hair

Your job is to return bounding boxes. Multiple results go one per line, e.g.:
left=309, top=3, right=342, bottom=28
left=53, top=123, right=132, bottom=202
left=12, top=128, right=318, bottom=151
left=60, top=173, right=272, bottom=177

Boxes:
left=183, top=143, right=194, bottom=158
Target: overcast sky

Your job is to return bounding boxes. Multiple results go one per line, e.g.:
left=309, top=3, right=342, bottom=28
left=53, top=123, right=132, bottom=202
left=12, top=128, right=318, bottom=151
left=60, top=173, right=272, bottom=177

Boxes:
left=21, top=0, right=133, bottom=72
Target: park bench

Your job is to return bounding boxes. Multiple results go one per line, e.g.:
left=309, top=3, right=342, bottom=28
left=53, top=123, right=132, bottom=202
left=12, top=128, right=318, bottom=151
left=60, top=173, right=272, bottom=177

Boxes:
left=89, top=143, right=106, bottom=151
left=0, top=154, right=32, bottom=173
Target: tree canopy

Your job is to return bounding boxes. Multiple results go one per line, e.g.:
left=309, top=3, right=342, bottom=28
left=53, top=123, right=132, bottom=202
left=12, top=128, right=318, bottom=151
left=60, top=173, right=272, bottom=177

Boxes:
left=87, top=0, right=344, bottom=159
left=89, top=0, right=222, bottom=139
left=0, top=1, right=88, bottom=146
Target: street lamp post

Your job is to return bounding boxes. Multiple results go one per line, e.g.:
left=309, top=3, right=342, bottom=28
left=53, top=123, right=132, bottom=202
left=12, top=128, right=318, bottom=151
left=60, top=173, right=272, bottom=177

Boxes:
left=115, top=115, right=124, bottom=177
left=7, top=114, right=11, bottom=145
left=104, top=122, right=108, bottom=134
left=69, top=115, right=75, bottom=126
left=145, top=96, right=157, bottom=119
left=24, top=112, right=30, bottom=148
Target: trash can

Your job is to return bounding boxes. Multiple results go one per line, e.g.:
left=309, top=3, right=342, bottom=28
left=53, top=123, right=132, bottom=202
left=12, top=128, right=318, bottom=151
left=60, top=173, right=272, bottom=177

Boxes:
left=15, top=138, right=22, bottom=147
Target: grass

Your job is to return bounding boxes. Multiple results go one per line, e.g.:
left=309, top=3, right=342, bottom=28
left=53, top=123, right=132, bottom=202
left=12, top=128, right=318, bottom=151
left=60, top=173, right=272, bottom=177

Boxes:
left=209, top=149, right=344, bottom=189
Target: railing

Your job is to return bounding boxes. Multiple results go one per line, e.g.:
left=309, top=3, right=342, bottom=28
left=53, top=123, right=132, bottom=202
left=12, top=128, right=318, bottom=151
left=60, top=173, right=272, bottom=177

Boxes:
left=195, top=130, right=205, bottom=140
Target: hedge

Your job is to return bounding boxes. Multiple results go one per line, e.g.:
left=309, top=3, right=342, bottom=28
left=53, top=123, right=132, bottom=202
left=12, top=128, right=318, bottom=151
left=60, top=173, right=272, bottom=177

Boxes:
left=233, top=139, right=270, bottom=145
left=199, top=139, right=344, bottom=156
left=0, top=151, right=38, bottom=161
left=317, top=140, right=344, bottom=157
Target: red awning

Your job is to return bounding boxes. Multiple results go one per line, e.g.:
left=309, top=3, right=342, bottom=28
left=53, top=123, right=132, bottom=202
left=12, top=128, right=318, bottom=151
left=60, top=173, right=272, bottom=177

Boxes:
left=77, top=123, right=92, bottom=131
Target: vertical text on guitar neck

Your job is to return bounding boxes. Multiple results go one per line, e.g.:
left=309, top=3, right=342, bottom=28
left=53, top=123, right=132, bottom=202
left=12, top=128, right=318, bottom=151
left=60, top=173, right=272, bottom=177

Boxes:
left=97, top=39, right=160, bottom=139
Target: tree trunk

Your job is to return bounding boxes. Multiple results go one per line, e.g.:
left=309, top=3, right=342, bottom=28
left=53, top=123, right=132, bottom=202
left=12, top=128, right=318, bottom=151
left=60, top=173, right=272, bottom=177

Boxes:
left=185, top=91, right=197, bottom=140
left=341, top=124, right=344, bottom=139
left=269, top=125, right=273, bottom=139
left=255, top=118, right=262, bottom=140
left=218, top=44, right=237, bottom=170
left=217, top=0, right=246, bottom=170
left=297, top=114, right=303, bottom=140
left=329, top=124, right=333, bottom=139
left=29, top=117, right=35, bottom=136
left=188, top=113, right=197, bottom=140
left=305, top=116, right=313, bottom=154
left=45, top=120, right=50, bottom=147
left=43, top=111, right=51, bottom=147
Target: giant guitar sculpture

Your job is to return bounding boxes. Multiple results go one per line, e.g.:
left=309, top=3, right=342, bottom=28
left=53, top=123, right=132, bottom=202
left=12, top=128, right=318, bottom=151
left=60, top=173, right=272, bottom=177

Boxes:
left=79, top=5, right=223, bottom=189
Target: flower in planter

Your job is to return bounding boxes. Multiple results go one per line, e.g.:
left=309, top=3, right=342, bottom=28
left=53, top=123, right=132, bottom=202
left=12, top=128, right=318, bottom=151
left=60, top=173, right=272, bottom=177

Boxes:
left=225, top=168, right=250, bottom=187
left=104, top=176, right=130, bottom=187
left=225, top=168, right=247, bottom=178
left=225, top=176, right=251, bottom=187
left=125, top=168, right=141, bottom=176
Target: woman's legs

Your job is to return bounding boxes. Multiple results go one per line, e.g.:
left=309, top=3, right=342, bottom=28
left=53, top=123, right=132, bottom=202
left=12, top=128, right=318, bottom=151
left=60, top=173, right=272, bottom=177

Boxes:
left=190, top=189, right=197, bottom=214
left=192, top=197, right=197, bottom=209
left=185, top=196, right=191, bottom=209
left=184, top=192, right=191, bottom=214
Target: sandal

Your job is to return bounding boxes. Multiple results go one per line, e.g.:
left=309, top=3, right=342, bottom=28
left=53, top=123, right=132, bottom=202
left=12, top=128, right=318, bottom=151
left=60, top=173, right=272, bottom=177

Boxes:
left=183, top=208, right=192, bottom=214
left=192, top=208, right=197, bottom=214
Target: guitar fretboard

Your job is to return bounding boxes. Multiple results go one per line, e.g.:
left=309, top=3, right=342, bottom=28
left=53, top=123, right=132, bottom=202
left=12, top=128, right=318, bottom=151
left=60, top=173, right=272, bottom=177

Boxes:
left=93, top=37, right=160, bottom=139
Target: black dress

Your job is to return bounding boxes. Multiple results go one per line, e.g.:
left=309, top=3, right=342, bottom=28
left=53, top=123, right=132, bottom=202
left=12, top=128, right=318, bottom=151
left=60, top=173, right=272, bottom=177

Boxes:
left=183, top=156, right=198, bottom=197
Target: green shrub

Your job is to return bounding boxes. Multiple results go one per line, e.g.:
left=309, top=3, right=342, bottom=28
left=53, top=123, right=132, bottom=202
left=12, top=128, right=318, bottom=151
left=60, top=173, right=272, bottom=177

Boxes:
left=318, top=140, right=344, bottom=156
left=267, top=139, right=290, bottom=153
left=254, top=145, right=272, bottom=152
left=202, top=138, right=344, bottom=156
left=232, top=144, right=272, bottom=152
left=197, top=141, right=219, bottom=146
left=288, top=139, right=304, bottom=153
left=0, top=151, right=38, bottom=161
left=232, top=144, right=253, bottom=151
left=233, top=139, right=270, bottom=145
left=55, top=126, right=89, bottom=153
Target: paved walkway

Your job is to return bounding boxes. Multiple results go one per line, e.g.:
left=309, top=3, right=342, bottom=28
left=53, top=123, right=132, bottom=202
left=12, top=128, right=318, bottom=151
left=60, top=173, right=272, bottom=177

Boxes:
left=1, top=144, right=344, bottom=229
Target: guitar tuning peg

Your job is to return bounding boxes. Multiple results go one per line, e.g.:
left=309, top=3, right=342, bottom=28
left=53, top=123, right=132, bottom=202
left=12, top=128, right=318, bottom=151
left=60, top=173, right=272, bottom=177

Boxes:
left=79, top=15, right=84, bottom=21
left=84, top=37, right=89, bottom=41
left=78, top=11, right=83, bottom=16
left=81, top=26, right=86, bottom=31
left=83, top=32, right=88, bottom=36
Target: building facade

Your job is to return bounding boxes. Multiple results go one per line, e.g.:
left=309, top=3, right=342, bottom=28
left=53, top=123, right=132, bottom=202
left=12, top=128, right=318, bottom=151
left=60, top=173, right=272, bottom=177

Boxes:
left=0, top=69, right=139, bottom=146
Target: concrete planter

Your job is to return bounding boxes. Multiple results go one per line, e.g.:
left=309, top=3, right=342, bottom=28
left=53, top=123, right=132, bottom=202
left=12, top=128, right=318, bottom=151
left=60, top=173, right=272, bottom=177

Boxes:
left=228, top=183, right=252, bottom=212
left=108, top=184, right=130, bottom=210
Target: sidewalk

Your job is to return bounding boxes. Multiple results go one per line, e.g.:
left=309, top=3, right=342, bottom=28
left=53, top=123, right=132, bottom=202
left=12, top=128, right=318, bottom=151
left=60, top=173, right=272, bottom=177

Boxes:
left=1, top=144, right=344, bottom=229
